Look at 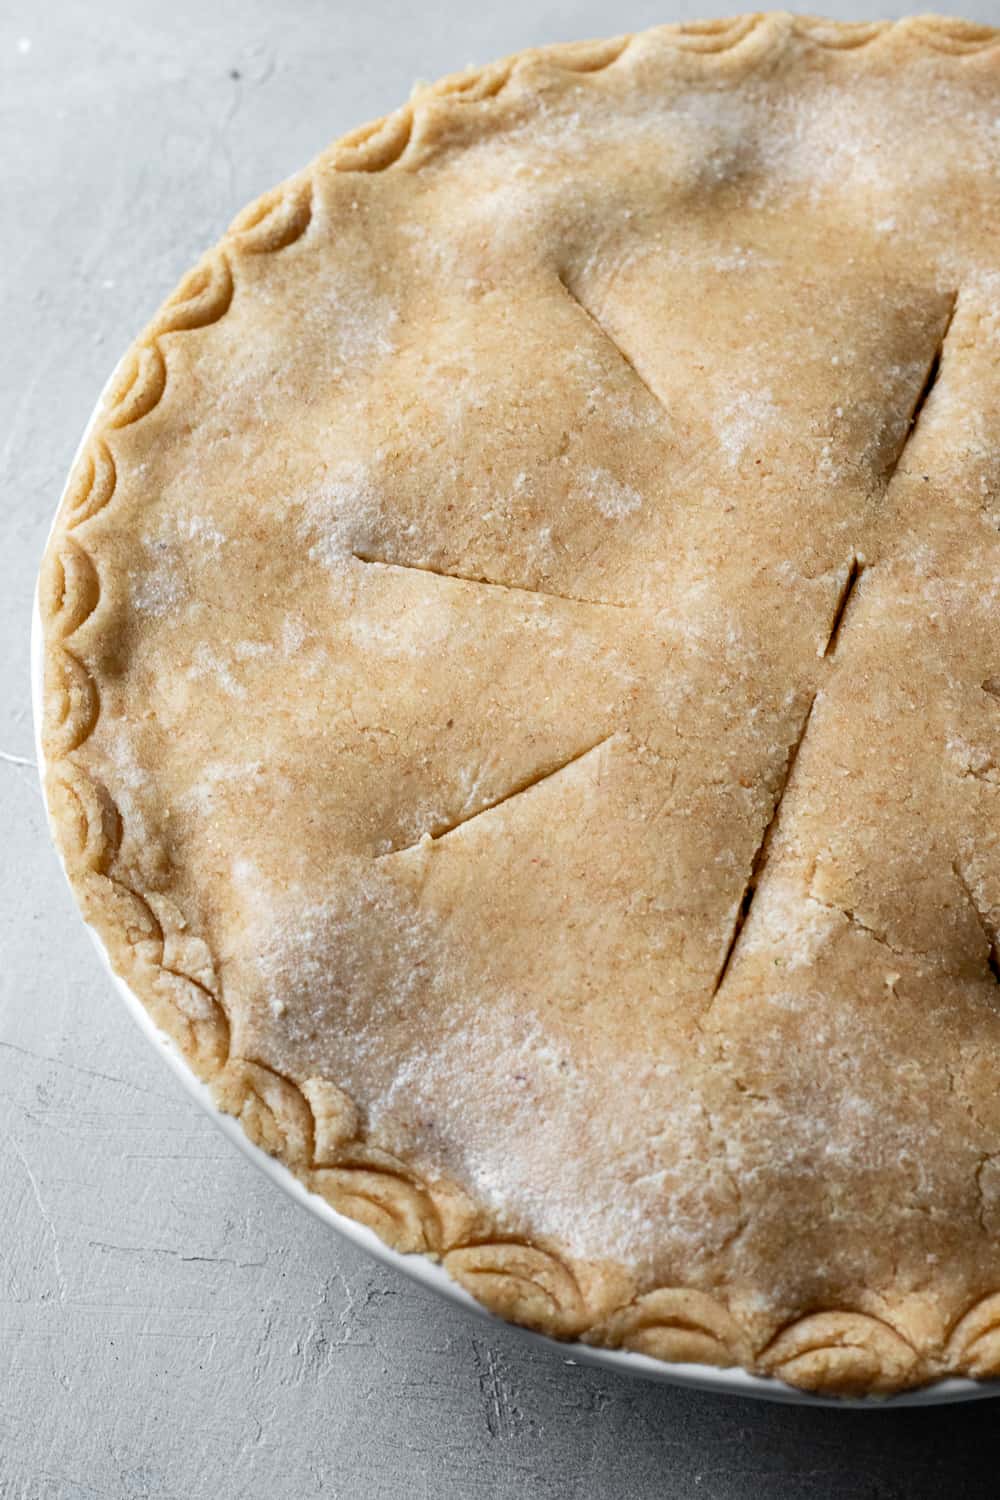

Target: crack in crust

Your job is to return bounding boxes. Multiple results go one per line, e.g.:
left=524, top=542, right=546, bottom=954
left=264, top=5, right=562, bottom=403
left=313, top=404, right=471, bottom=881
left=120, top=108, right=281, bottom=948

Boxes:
left=953, top=865, right=1000, bottom=986
left=38, top=14, right=1000, bottom=1395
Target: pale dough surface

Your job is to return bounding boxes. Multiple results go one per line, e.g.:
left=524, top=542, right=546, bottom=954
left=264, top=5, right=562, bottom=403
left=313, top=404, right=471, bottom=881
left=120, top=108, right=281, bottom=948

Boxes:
left=39, top=14, right=1000, bottom=1393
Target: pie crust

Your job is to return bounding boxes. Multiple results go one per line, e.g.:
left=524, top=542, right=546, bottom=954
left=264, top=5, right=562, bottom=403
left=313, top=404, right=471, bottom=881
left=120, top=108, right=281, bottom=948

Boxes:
left=39, top=13, right=1000, bottom=1395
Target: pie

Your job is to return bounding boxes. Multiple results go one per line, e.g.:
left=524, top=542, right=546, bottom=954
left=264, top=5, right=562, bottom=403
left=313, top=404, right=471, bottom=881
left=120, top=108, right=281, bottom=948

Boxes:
left=38, top=13, right=1000, bottom=1396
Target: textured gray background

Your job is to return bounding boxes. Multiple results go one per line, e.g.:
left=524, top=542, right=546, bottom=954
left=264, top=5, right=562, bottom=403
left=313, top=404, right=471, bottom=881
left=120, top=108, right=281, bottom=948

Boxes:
left=4, top=2, right=1000, bottom=1496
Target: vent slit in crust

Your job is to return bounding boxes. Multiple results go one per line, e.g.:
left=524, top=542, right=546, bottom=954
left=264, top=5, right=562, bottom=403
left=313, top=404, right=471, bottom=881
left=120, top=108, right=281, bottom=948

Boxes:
left=823, top=557, right=865, bottom=657
left=883, top=291, right=959, bottom=481
left=351, top=553, right=633, bottom=611
left=556, top=273, right=668, bottom=415
left=711, top=697, right=816, bottom=998
left=380, top=733, right=618, bottom=855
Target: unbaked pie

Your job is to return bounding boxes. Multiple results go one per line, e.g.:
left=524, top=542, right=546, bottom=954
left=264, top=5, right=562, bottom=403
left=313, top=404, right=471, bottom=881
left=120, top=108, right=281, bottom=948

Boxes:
left=39, top=14, right=1000, bottom=1394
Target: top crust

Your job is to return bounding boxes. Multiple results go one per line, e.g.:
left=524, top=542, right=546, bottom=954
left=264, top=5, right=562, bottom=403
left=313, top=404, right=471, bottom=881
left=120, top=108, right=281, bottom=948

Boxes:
left=39, top=14, right=1000, bottom=1395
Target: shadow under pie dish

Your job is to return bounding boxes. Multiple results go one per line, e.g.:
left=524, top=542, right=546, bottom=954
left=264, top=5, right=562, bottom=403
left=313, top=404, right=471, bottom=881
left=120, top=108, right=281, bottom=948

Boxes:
left=36, top=12, right=1000, bottom=1399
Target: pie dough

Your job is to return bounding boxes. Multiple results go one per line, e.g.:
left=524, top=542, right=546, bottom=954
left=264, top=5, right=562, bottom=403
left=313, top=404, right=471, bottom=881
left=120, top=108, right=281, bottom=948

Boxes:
left=39, top=14, right=1000, bottom=1395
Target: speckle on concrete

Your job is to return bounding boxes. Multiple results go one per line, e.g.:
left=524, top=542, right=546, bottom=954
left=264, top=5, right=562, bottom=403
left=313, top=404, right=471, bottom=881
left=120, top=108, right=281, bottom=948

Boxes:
left=4, top=2, right=1000, bottom=1496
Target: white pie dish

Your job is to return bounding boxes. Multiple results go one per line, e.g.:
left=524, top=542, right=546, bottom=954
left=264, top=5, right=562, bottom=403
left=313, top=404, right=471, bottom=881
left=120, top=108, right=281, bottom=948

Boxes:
left=31, top=363, right=1000, bottom=1411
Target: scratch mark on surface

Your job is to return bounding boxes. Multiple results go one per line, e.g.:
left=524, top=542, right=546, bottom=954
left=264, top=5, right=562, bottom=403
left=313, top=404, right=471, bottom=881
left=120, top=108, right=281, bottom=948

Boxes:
left=0, top=1038, right=178, bottom=1102
left=471, top=1336, right=518, bottom=1439
left=0, top=748, right=36, bottom=767
left=8, top=1134, right=67, bottom=1303
left=87, top=1238, right=268, bottom=1267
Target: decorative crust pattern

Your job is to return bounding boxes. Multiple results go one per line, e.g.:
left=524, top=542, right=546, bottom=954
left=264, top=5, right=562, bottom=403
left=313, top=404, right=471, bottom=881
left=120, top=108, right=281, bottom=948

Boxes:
left=757, top=1313, right=921, bottom=1396
left=587, top=1288, right=752, bottom=1370
left=38, top=13, right=1000, bottom=1396
left=314, top=1153, right=445, bottom=1255
left=946, top=1293, right=1000, bottom=1377
left=444, top=1243, right=590, bottom=1337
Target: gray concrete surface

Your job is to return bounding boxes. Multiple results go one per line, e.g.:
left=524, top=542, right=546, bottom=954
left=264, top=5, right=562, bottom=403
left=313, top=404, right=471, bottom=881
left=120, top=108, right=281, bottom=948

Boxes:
left=4, top=2, right=1000, bottom=1496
